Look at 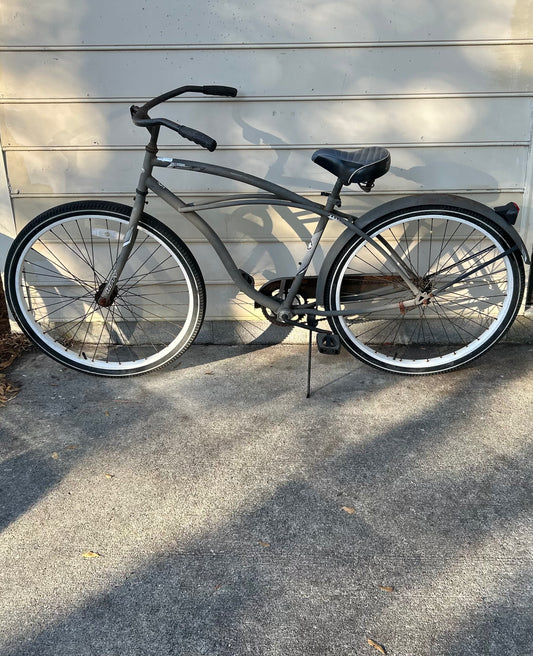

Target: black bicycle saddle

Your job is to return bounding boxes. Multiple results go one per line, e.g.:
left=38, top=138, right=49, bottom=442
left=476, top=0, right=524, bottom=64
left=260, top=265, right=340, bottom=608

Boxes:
left=312, top=147, right=391, bottom=186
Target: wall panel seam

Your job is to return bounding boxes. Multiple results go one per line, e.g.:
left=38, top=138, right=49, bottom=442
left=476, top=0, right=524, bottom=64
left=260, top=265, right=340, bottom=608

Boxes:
left=4, top=143, right=531, bottom=152
left=11, top=188, right=526, bottom=199
left=3, top=93, right=533, bottom=103
left=3, top=39, right=533, bottom=51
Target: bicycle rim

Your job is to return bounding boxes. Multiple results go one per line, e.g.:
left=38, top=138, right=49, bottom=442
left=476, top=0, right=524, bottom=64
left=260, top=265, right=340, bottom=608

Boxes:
left=8, top=210, right=204, bottom=375
left=326, top=210, right=523, bottom=373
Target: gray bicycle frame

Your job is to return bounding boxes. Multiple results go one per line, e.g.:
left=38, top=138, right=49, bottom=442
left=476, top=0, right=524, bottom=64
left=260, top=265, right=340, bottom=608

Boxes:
left=97, top=146, right=425, bottom=317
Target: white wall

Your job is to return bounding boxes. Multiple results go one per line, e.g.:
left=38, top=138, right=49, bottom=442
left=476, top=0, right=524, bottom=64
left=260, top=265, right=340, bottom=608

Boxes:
left=1, top=0, right=532, bottom=318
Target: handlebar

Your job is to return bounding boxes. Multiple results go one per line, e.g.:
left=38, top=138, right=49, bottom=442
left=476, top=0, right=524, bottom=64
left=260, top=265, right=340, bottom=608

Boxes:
left=130, top=85, right=238, bottom=152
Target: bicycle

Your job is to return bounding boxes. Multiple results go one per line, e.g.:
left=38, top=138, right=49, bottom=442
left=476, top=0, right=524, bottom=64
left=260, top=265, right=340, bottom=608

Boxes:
left=4, top=84, right=530, bottom=383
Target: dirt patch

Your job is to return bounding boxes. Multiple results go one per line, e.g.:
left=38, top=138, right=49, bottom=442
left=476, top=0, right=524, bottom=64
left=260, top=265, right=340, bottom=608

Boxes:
left=0, top=333, right=31, bottom=406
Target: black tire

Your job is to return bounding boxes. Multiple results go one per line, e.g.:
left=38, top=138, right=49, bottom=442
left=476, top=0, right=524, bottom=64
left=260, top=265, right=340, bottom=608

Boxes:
left=5, top=200, right=205, bottom=376
left=324, top=204, right=525, bottom=374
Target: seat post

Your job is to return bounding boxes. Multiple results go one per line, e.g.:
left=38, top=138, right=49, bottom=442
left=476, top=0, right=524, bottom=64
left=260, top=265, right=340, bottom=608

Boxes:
left=324, top=178, right=344, bottom=212
left=276, top=177, right=344, bottom=324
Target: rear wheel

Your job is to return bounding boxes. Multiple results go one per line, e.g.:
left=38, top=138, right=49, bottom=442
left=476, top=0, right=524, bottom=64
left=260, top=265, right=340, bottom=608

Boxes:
left=5, top=200, right=205, bottom=376
left=324, top=205, right=524, bottom=374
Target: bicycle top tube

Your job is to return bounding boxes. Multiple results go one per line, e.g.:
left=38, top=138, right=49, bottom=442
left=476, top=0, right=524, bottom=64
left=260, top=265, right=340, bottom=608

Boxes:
left=154, top=156, right=328, bottom=214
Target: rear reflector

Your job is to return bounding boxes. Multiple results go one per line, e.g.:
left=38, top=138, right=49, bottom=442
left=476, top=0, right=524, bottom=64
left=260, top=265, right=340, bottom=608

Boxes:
left=494, top=202, right=520, bottom=225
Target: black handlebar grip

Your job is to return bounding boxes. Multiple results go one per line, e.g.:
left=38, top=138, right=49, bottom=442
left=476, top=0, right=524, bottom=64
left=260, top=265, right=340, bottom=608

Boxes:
left=130, top=104, right=149, bottom=124
left=178, top=125, right=217, bottom=151
left=202, top=85, right=238, bottom=97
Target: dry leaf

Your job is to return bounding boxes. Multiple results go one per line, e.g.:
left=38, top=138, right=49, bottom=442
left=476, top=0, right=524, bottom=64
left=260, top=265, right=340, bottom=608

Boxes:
left=0, top=334, right=31, bottom=372
left=82, top=551, right=101, bottom=558
left=258, top=540, right=271, bottom=548
left=378, top=585, right=395, bottom=592
left=341, top=506, right=356, bottom=514
left=204, top=371, right=214, bottom=375
left=0, top=379, right=21, bottom=405
left=367, top=638, right=387, bottom=654
left=51, top=452, right=59, bottom=459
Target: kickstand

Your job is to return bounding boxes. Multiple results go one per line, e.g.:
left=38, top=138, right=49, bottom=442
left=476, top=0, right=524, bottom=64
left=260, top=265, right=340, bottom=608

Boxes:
left=306, top=328, right=313, bottom=398
left=305, top=316, right=319, bottom=399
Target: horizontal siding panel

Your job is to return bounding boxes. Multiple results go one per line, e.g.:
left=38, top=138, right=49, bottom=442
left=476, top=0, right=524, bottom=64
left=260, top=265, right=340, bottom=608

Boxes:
left=2, top=46, right=533, bottom=100
left=13, top=189, right=525, bottom=228
left=13, top=190, right=526, bottom=236
left=2, top=0, right=531, bottom=45
left=2, top=97, right=532, bottom=148
left=204, top=286, right=267, bottom=320
left=187, top=241, right=328, bottom=281
left=10, top=196, right=347, bottom=242
left=6, top=146, right=529, bottom=195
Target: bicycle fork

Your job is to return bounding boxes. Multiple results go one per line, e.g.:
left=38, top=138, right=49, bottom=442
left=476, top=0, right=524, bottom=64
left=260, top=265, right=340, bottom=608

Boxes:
left=95, top=144, right=155, bottom=307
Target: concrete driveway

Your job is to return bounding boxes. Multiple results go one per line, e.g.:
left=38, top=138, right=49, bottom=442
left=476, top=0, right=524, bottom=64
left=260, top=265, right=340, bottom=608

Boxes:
left=1, top=343, right=532, bottom=655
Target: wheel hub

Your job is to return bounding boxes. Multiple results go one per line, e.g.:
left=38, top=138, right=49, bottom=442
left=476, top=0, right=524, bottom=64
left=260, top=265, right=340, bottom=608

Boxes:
left=413, top=275, right=433, bottom=294
left=95, top=282, right=118, bottom=307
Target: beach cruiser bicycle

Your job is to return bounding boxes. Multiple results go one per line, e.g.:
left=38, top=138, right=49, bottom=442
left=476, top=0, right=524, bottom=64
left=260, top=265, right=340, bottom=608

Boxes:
left=4, top=84, right=530, bottom=383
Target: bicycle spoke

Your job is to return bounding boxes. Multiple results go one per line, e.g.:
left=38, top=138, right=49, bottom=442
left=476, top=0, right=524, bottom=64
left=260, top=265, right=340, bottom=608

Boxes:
left=112, top=299, right=179, bottom=347
left=26, top=293, right=93, bottom=315
left=113, top=297, right=187, bottom=335
left=30, top=243, right=96, bottom=292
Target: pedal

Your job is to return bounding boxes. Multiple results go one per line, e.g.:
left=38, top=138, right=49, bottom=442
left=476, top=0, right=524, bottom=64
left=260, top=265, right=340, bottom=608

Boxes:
left=239, top=269, right=255, bottom=287
left=317, top=333, right=341, bottom=355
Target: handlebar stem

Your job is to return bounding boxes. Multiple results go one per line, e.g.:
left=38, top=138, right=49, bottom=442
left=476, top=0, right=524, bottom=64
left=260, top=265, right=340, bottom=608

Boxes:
left=146, top=125, right=160, bottom=153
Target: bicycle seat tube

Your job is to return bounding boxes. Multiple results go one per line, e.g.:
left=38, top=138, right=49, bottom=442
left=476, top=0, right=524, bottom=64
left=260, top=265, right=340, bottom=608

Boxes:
left=276, top=179, right=343, bottom=322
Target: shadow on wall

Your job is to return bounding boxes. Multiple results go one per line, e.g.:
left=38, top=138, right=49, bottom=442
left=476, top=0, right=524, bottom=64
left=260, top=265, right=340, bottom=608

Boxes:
left=3, top=0, right=531, bottom=334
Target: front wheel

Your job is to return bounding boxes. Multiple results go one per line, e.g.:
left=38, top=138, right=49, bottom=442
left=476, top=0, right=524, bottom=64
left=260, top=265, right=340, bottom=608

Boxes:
left=5, top=200, right=206, bottom=376
left=324, top=204, right=525, bottom=374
